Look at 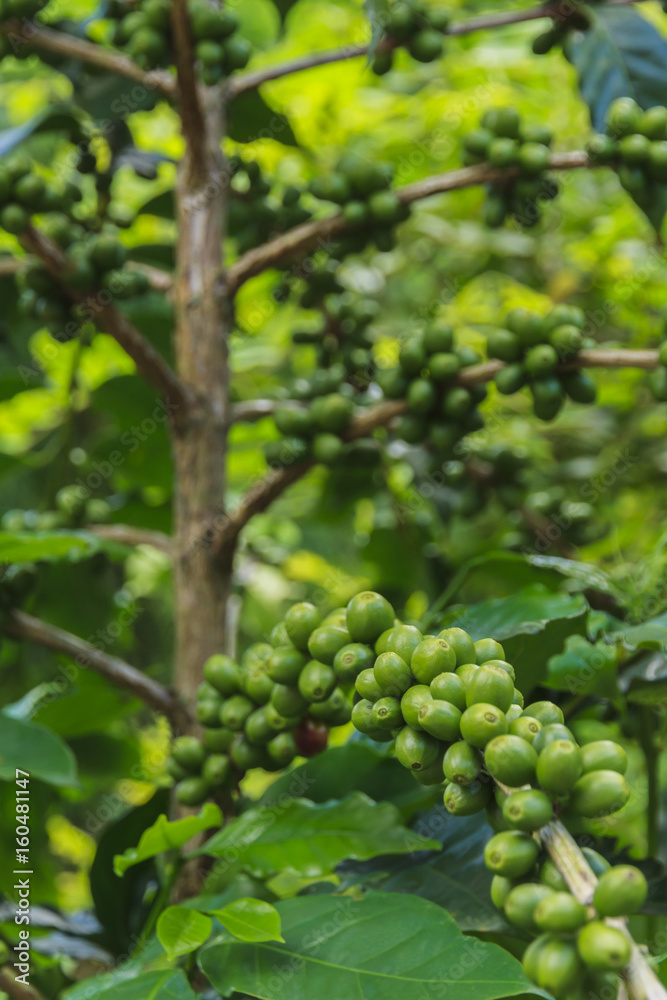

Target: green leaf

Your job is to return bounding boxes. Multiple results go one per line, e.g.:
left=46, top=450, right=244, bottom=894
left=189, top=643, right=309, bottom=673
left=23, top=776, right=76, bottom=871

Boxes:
left=258, top=742, right=436, bottom=818
left=65, top=970, right=195, bottom=1000
left=228, top=91, right=298, bottom=146
left=208, top=898, right=284, bottom=943
left=0, top=530, right=99, bottom=564
left=341, top=807, right=506, bottom=933
left=137, top=190, right=175, bottom=220
left=547, top=634, right=618, bottom=698
left=157, top=906, right=212, bottom=960
left=0, top=714, right=78, bottom=787
left=565, top=5, right=667, bottom=230
left=565, top=5, right=667, bottom=130
left=615, top=612, right=667, bottom=653
left=195, top=792, right=440, bottom=877
left=113, top=802, right=222, bottom=876
left=198, top=892, right=545, bottom=1000
left=436, top=585, right=589, bottom=694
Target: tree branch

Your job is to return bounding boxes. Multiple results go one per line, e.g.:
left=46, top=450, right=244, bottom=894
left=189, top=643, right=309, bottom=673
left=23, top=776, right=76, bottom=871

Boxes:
left=5, top=609, right=189, bottom=729
left=21, top=226, right=193, bottom=420
left=0, top=969, right=48, bottom=1000
left=0, top=21, right=174, bottom=96
left=170, top=0, right=207, bottom=185
left=226, top=152, right=589, bottom=292
left=88, top=524, right=172, bottom=553
left=217, top=348, right=660, bottom=554
left=228, top=0, right=647, bottom=96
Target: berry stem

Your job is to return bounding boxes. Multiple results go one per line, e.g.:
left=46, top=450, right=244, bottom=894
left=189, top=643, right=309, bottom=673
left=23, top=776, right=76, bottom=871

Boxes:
left=541, top=819, right=667, bottom=1000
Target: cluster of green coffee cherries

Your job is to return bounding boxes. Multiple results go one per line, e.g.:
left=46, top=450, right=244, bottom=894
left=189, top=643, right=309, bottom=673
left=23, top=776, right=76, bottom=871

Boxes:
left=531, top=6, right=590, bottom=57
left=0, top=155, right=83, bottom=236
left=309, top=155, right=410, bottom=254
left=372, top=0, right=450, bottom=74
left=462, top=107, right=558, bottom=229
left=227, top=156, right=311, bottom=256
left=487, top=304, right=597, bottom=420
left=586, top=99, right=667, bottom=202
left=327, top=592, right=640, bottom=998
left=106, top=0, right=251, bottom=81
left=290, top=294, right=379, bottom=389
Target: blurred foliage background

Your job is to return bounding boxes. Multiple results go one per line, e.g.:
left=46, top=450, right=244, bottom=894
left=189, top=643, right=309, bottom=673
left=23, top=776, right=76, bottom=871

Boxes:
left=1, top=0, right=667, bottom=958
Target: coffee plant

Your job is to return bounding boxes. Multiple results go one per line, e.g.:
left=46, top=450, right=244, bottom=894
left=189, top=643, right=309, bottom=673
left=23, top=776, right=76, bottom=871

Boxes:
left=2, top=2, right=667, bottom=1000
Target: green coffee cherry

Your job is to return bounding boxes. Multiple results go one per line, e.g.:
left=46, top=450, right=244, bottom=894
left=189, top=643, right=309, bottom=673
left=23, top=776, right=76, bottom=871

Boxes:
left=443, top=740, right=482, bottom=785
left=333, top=642, right=374, bottom=682
left=351, top=698, right=382, bottom=735
left=395, top=726, right=440, bottom=771
left=204, top=654, right=240, bottom=695
left=400, top=684, right=433, bottom=729
left=308, top=623, right=350, bottom=664
left=490, top=874, right=515, bottom=909
left=376, top=623, right=422, bottom=661
left=196, top=698, right=224, bottom=727
left=172, top=736, right=206, bottom=772
left=534, top=891, right=587, bottom=932
left=355, top=667, right=384, bottom=702
left=373, top=696, right=403, bottom=730
left=411, top=637, right=456, bottom=683
left=271, top=683, right=308, bottom=718
left=244, top=707, right=274, bottom=745
left=502, top=788, right=553, bottom=831
left=570, top=770, right=630, bottom=818
left=267, top=646, right=306, bottom=684
left=536, top=938, right=583, bottom=997
left=346, top=591, right=395, bottom=642
left=430, top=671, right=467, bottom=711
left=285, top=602, right=321, bottom=651
left=456, top=663, right=479, bottom=686
left=577, top=921, right=631, bottom=971
left=221, top=694, right=255, bottom=731
left=508, top=716, right=542, bottom=743
left=176, top=776, right=210, bottom=806
left=532, top=723, right=576, bottom=754
left=374, top=651, right=413, bottom=695
left=231, top=735, right=267, bottom=771
left=298, top=660, right=337, bottom=702
left=474, top=638, right=505, bottom=663
left=203, top=727, right=234, bottom=753
left=522, top=701, right=564, bottom=726
left=438, top=626, right=476, bottom=664
left=580, top=739, right=628, bottom=775
left=536, top=739, right=582, bottom=795
left=484, top=830, right=539, bottom=878
left=460, top=703, right=509, bottom=748
left=202, top=754, right=232, bottom=788
left=504, top=883, right=553, bottom=933
left=466, top=663, right=514, bottom=713
left=593, top=865, right=647, bottom=917
left=267, top=731, right=297, bottom=767
left=522, top=935, right=553, bottom=982
left=484, top=734, right=538, bottom=786
left=444, top=778, right=492, bottom=816
left=418, top=699, right=461, bottom=741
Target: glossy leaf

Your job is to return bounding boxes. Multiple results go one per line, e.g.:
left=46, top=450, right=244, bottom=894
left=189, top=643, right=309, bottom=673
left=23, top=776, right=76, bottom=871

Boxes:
left=114, top=802, right=222, bottom=876
left=65, top=969, right=195, bottom=1000
left=157, top=906, right=212, bottom=960
left=209, top=898, right=284, bottom=943
left=547, top=634, right=618, bottom=698
left=340, top=806, right=504, bottom=932
left=196, top=792, right=440, bottom=877
left=199, top=892, right=544, bottom=1000
left=258, top=742, right=437, bottom=818
left=0, top=714, right=78, bottom=787
left=228, top=91, right=298, bottom=145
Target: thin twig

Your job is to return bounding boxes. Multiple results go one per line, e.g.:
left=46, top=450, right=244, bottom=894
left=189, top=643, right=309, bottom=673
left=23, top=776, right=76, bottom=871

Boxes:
left=0, top=969, right=48, bottom=1000
left=0, top=21, right=174, bottom=95
left=170, top=0, right=207, bottom=185
left=216, top=348, right=660, bottom=554
left=229, top=0, right=647, bottom=96
left=21, top=226, right=193, bottom=419
left=5, top=609, right=189, bottom=729
left=88, top=523, right=172, bottom=554
left=226, top=152, right=589, bottom=292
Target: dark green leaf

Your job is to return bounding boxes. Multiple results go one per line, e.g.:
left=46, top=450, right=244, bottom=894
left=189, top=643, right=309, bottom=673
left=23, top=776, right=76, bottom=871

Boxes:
left=198, top=892, right=545, bottom=1000
left=196, top=792, right=440, bottom=877
left=547, top=634, right=618, bottom=698
left=228, top=91, right=298, bottom=146
left=0, top=104, right=84, bottom=156
left=258, top=742, right=437, bottom=818
left=0, top=714, right=78, bottom=787
left=65, top=970, right=195, bottom=1000
left=137, top=190, right=175, bottom=220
